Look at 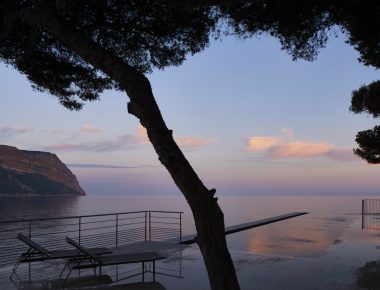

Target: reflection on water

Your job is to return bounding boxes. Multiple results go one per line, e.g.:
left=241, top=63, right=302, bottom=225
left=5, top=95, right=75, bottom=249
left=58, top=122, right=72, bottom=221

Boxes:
left=0, top=196, right=81, bottom=221
left=0, top=194, right=375, bottom=258
left=217, top=195, right=371, bottom=257
left=10, top=264, right=171, bottom=290
left=227, top=214, right=355, bottom=257
left=1, top=193, right=380, bottom=290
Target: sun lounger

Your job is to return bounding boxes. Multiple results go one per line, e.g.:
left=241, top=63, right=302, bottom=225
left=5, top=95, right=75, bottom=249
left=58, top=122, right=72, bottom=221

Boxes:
left=64, top=237, right=166, bottom=282
left=11, top=233, right=111, bottom=277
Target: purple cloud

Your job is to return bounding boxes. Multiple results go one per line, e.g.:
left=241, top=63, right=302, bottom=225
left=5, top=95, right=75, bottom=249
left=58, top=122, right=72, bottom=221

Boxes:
left=66, top=163, right=158, bottom=169
left=45, top=134, right=140, bottom=152
left=0, top=125, right=32, bottom=139
left=324, top=148, right=357, bottom=162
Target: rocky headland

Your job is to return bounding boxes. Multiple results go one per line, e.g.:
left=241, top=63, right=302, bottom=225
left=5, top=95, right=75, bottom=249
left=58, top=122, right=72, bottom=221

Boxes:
left=0, top=145, right=86, bottom=196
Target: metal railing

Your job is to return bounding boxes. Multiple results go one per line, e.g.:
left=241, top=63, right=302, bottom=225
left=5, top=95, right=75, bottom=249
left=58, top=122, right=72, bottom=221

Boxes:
left=149, top=211, right=182, bottom=242
left=0, top=210, right=182, bottom=269
left=362, top=199, right=380, bottom=230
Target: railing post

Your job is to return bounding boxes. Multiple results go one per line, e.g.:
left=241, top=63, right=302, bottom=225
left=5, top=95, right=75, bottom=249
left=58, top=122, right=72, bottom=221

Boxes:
left=28, top=220, right=32, bottom=238
left=149, top=211, right=151, bottom=241
left=179, top=213, right=182, bottom=243
left=116, top=214, right=119, bottom=248
left=362, top=199, right=365, bottom=230
left=144, top=211, right=147, bottom=241
left=28, top=219, right=32, bottom=280
left=78, top=217, right=82, bottom=245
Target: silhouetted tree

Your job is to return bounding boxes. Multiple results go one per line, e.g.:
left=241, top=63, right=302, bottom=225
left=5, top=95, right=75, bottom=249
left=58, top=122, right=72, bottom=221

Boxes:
left=332, top=1, right=380, bottom=163
left=353, top=126, right=380, bottom=164
left=1, top=1, right=380, bottom=289
left=350, top=81, right=380, bottom=163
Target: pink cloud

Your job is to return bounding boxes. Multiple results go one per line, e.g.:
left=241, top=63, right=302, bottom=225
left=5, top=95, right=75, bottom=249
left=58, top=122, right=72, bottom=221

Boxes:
left=268, top=141, right=334, bottom=159
left=247, top=136, right=280, bottom=152
left=246, top=129, right=357, bottom=162
left=281, top=128, right=294, bottom=138
left=137, top=124, right=149, bottom=143
left=80, top=124, right=100, bottom=133
left=175, top=137, right=213, bottom=148
left=60, top=124, right=101, bottom=141
left=138, top=125, right=212, bottom=149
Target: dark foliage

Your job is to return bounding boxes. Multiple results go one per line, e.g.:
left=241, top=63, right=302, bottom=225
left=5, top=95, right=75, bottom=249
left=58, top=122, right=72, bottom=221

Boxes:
left=1, top=1, right=380, bottom=106
left=220, top=1, right=334, bottom=61
left=1, top=1, right=380, bottom=157
left=356, top=260, right=380, bottom=290
left=349, top=74, right=380, bottom=165
left=0, top=0, right=216, bottom=109
left=354, top=126, right=380, bottom=164
left=334, top=1, right=380, bottom=69
left=2, top=1, right=380, bottom=110
left=351, top=81, right=380, bottom=117
left=222, top=0, right=380, bottom=68
left=330, top=1, right=380, bottom=163
left=1, top=2, right=380, bottom=288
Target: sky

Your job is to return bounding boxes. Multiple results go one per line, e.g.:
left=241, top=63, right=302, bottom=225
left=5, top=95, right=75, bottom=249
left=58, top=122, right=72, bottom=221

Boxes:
left=0, top=32, right=379, bottom=196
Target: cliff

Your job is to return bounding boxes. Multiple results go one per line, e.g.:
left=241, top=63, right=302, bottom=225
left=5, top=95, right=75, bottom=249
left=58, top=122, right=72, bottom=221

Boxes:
left=0, top=145, right=86, bottom=196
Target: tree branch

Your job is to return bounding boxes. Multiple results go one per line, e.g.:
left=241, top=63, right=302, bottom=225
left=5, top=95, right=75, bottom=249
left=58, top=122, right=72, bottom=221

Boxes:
left=17, top=2, right=241, bottom=289
left=22, top=0, right=212, bottom=204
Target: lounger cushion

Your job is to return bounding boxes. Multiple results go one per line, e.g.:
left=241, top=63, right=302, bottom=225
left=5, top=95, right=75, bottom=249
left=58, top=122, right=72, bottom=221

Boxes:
left=99, top=252, right=165, bottom=266
left=50, top=248, right=111, bottom=258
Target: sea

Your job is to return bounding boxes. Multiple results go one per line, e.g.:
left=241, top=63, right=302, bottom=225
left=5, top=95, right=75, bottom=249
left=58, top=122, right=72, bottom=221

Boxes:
left=1, top=194, right=380, bottom=290
left=0, top=194, right=376, bottom=257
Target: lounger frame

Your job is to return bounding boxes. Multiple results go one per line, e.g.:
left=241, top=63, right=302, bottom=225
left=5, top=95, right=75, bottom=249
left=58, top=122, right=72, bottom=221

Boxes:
left=64, top=237, right=166, bottom=283
left=11, top=233, right=111, bottom=278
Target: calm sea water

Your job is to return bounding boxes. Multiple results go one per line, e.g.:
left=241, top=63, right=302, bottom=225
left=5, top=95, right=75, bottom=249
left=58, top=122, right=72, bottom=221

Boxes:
left=0, top=194, right=376, bottom=257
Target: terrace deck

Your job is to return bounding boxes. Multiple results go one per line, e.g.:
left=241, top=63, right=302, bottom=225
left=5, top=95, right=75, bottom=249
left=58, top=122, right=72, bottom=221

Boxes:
left=180, top=211, right=308, bottom=244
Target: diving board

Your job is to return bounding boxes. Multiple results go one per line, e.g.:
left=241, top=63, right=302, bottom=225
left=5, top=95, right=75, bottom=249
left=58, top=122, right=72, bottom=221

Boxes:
left=181, top=211, right=307, bottom=244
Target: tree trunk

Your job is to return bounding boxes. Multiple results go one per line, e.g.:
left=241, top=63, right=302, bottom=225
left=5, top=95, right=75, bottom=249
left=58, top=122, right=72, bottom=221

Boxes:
left=25, top=2, right=241, bottom=289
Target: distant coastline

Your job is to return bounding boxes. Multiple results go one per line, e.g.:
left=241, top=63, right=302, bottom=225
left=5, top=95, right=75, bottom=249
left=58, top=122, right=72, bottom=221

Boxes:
left=0, top=145, right=86, bottom=196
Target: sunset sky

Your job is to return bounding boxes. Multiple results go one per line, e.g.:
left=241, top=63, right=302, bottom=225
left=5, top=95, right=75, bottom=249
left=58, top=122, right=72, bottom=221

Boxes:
left=1, top=33, right=379, bottom=196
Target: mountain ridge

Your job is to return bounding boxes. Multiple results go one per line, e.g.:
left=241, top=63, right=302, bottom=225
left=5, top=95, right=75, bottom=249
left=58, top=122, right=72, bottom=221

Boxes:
left=0, top=145, right=86, bottom=196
